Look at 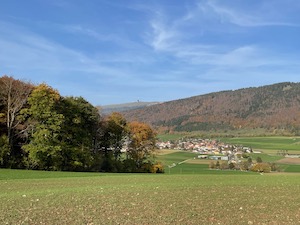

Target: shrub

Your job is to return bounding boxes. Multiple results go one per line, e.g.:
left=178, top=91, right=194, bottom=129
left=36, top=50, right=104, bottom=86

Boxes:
left=229, top=162, right=236, bottom=170
left=269, top=162, right=281, bottom=172
left=256, top=156, right=263, bottom=163
left=209, top=161, right=216, bottom=169
left=151, top=162, right=164, bottom=173
left=251, top=163, right=271, bottom=173
left=242, top=153, right=249, bottom=158
left=220, top=162, right=229, bottom=170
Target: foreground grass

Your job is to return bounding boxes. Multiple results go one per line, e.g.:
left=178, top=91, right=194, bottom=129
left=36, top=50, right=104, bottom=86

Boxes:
left=1, top=169, right=300, bottom=224
left=0, top=169, right=107, bottom=180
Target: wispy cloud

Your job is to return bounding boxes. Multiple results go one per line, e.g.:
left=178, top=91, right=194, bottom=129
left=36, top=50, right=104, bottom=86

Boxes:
left=149, top=19, right=178, bottom=51
left=201, top=0, right=300, bottom=27
left=1, top=0, right=300, bottom=105
left=145, top=0, right=300, bottom=66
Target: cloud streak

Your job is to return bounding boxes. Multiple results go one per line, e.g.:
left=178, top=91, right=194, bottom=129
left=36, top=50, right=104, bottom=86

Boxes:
left=1, top=0, right=300, bottom=105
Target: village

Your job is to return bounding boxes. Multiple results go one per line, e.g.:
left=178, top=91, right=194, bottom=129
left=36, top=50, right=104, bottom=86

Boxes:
left=156, top=138, right=254, bottom=162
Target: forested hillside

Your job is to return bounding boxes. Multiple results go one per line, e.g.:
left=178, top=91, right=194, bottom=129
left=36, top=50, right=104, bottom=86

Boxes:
left=122, top=82, right=300, bottom=135
left=98, top=101, right=160, bottom=115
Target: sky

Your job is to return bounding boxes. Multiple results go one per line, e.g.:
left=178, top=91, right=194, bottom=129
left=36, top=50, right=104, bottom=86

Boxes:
left=1, top=0, right=300, bottom=106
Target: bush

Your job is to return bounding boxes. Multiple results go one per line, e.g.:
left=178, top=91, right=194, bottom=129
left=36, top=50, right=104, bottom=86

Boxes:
left=256, top=157, right=263, bottom=163
left=151, top=162, right=164, bottom=173
left=269, top=162, right=281, bottom=172
left=220, top=162, right=229, bottom=170
left=242, top=153, right=249, bottom=158
left=229, top=162, right=236, bottom=170
left=240, top=161, right=251, bottom=171
left=209, top=161, right=216, bottom=169
left=251, top=163, right=271, bottom=173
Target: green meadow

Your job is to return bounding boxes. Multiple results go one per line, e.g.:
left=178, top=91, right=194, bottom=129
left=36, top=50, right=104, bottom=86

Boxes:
left=1, top=168, right=300, bottom=224
left=1, top=136, right=300, bottom=224
left=221, top=136, right=300, bottom=154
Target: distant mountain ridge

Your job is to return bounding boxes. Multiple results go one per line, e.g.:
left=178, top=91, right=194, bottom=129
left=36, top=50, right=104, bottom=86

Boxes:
left=121, top=82, right=300, bottom=135
left=98, top=101, right=160, bottom=114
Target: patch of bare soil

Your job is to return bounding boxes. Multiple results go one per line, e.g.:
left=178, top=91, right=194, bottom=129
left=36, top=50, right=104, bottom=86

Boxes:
left=185, top=159, right=211, bottom=165
left=276, top=157, right=300, bottom=164
left=156, top=149, right=180, bottom=155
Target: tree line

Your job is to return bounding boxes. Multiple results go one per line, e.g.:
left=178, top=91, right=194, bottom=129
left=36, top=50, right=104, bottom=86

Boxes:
left=0, top=75, right=162, bottom=173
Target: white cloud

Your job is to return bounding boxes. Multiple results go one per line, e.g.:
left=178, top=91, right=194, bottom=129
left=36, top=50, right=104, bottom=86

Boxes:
left=206, top=0, right=300, bottom=27
left=0, top=22, right=139, bottom=78
left=149, top=20, right=177, bottom=51
left=144, top=0, right=300, bottom=69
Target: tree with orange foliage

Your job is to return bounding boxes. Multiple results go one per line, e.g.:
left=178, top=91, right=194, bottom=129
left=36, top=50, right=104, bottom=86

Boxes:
left=126, top=121, right=156, bottom=169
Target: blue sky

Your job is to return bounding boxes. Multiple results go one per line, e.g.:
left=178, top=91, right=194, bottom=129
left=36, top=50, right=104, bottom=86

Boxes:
left=1, top=0, right=300, bottom=106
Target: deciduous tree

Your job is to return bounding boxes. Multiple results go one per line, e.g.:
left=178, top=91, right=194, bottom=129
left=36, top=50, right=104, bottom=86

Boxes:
left=97, top=112, right=128, bottom=171
left=58, top=96, right=100, bottom=171
left=22, top=84, right=64, bottom=170
left=0, top=75, right=33, bottom=166
left=126, top=121, right=156, bottom=169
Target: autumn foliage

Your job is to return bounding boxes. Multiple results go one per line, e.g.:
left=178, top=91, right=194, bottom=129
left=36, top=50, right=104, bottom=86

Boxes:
left=122, top=82, right=300, bottom=135
left=0, top=75, right=160, bottom=173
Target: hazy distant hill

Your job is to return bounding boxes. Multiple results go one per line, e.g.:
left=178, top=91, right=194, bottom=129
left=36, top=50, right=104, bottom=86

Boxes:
left=121, top=82, right=300, bottom=135
left=98, top=101, right=160, bottom=115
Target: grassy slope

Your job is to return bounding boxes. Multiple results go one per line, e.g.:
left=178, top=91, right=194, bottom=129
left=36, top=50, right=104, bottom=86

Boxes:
left=1, top=169, right=300, bottom=224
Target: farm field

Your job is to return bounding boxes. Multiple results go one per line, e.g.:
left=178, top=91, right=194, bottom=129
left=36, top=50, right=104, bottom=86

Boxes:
left=156, top=149, right=300, bottom=173
left=2, top=138, right=300, bottom=224
left=221, top=136, right=300, bottom=154
left=1, top=169, right=300, bottom=224
left=157, top=136, right=300, bottom=173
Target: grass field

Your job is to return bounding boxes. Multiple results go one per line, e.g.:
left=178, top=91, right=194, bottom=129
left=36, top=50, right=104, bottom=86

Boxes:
left=1, top=169, right=300, bottom=224
left=221, top=136, right=300, bottom=154
left=2, top=137, right=300, bottom=224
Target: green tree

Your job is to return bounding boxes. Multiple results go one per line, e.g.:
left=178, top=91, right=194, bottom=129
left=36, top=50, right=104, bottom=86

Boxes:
left=22, top=84, right=64, bottom=170
left=97, top=112, right=128, bottom=172
left=58, top=96, right=101, bottom=171
left=215, top=160, right=220, bottom=169
left=0, top=135, right=9, bottom=167
left=256, top=156, right=263, bottom=163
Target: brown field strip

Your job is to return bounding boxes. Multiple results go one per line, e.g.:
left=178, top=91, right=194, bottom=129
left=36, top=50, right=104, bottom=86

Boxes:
left=276, top=157, right=300, bottom=164
left=185, top=159, right=212, bottom=165
left=156, top=149, right=181, bottom=155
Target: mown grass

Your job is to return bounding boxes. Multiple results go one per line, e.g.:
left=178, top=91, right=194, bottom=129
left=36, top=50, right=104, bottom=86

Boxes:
left=156, top=151, right=197, bottom=167
left=221, top=136, right=300, bottom=153
left=1, top=169, right=300, bottom=224
left=279, top=164, right=300, bottom=173
left=157, top=133, right=186, bottom=141
left=249, top=153, right=284, bottom=162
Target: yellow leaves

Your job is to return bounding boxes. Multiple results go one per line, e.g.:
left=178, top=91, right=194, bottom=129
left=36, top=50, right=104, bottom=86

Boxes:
left=0, top=113, right=5, bottom=123
left=251, top=163, right=271, bottom=173
left=33, top=83, right=60, bottom=101
left=128, top=121, right=156, bottom=144
left=106, top=112, right=126, bottom=126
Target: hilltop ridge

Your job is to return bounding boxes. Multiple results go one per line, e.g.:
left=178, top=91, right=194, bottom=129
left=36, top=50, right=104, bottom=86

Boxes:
left=121, top=82, right=300, bottom=135
left=98, top=101, right=160, bottom=114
